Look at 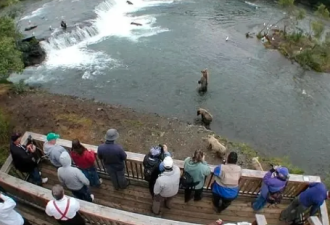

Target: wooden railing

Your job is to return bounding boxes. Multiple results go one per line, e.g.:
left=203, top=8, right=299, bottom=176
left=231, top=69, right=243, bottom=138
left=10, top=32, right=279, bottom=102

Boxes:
left=3, top=131, right=329, bottom=225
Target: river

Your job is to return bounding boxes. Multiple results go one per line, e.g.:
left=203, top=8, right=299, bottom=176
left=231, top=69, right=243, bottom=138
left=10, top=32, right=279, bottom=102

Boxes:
left=11, top=0, right=330, bottom=175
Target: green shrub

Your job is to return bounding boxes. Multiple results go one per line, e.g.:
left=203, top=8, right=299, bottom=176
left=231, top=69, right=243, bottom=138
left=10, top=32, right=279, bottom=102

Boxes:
left=11, top=79, right=27, bottom=94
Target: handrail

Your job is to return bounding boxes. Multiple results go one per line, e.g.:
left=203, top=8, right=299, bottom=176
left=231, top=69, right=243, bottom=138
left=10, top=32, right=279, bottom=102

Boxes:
left=0, top=171, right=199, bottom=225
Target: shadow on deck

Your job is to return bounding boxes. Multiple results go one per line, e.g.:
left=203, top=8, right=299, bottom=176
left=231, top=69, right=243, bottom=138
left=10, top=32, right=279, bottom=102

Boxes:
left=40, top=161, right=286, bottom=225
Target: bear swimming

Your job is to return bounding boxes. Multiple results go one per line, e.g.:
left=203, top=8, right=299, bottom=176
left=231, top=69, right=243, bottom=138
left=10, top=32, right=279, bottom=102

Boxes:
left=198, top=69, right=209, bottom=93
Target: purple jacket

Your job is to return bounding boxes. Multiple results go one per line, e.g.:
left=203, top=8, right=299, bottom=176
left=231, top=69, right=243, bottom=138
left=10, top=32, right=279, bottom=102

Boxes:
left=260, top=171, right=287, bottom=198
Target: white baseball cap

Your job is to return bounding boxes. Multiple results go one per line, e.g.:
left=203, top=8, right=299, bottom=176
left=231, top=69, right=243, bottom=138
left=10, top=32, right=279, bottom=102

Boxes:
left=163, top=156, right=173, bottom=169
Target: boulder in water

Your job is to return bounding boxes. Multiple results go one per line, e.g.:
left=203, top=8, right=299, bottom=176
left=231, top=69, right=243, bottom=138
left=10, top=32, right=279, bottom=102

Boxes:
left=18, top=36, right=46, bottom=67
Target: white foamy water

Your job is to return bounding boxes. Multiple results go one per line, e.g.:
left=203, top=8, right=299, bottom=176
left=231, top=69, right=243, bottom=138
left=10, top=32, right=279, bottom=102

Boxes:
left=38, top=0, right=172, bottom=73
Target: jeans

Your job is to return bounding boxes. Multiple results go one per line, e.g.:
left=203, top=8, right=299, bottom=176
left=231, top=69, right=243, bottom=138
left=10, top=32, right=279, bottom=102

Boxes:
left=212, top=192, right=235, bottom=213
left=28, top=167, right=42, bottom=185
left=71, top=186, right=92, bottom=202
left=184, top=188, right=203, bottom=202
left=252, top=194, right=267, bottom=211
left=80, top=167, right=100, bottom=187
left=105, top=166, right=128, bottom=190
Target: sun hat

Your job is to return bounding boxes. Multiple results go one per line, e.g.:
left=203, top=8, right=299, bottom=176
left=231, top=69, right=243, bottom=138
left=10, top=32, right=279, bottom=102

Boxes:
left=163, top=156, right=173, bottom=169
left=46, top=133, right=60, bottom=141
left=105, top=129, right=119, bottom=141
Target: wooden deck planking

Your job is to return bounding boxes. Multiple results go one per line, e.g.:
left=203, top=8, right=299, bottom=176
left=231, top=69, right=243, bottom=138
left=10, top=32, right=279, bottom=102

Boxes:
left=40, top=162, right=287, bottom=225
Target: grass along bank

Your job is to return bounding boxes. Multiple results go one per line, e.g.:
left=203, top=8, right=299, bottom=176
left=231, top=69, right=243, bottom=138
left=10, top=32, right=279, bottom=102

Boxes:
left=256, top=2, right=330, bottom=73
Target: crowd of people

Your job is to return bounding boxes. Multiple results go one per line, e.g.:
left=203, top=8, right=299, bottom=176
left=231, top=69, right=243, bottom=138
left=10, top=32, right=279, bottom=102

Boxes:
left=1, top=129, right=329, bottom=225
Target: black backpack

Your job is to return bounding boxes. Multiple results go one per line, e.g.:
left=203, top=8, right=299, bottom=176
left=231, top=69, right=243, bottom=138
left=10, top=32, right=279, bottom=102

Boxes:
left=180, top=171, right=200, bottom=189
left=143, top=156, right=160, bottom=181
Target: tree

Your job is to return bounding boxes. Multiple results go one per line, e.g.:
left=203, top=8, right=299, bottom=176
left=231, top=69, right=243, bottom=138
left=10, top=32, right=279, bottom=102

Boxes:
left=0, top=16, right=24, bottom=79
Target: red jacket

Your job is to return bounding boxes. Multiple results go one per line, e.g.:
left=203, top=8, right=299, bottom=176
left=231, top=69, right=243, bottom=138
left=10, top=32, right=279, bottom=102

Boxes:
left=70, top=150, right=96, bottom=169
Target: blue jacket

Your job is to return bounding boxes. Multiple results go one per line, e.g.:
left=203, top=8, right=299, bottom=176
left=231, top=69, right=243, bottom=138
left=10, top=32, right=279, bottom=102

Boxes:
left=260, top=171, right=287, bottom=198
left=97, top=141, right=127, bottom=170
left=299, top=182, right=328, bottom=216
left=212, top=164, right=241, bottom=199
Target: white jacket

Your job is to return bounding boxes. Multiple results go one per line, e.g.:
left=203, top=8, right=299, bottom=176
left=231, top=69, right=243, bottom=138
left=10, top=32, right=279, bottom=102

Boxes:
left=0, top=194, right=24, bottom=225
left=154, top=165, right=180, bottom=198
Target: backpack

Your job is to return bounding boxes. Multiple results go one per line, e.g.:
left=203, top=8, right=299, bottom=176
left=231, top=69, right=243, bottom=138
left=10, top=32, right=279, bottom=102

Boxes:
left=143, top=156, right=160, bottom=181
left=180, top=171, right=200, bottom=189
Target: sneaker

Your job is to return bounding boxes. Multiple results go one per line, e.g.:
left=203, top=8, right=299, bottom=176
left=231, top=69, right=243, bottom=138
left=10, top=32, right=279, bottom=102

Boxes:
left=42, top=178, right=48, bottom=184
left=99, top=178, right=103, bottom=184
left=90, top=194, right=95, bottom=201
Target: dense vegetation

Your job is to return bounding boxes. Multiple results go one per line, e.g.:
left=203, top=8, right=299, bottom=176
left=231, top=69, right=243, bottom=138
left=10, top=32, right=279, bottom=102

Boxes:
left=0, top=16, right=24, bottom=79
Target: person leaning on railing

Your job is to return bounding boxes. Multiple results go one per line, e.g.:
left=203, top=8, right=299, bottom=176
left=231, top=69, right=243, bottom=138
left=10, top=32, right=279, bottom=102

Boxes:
left=183, top=150, right=211, bottom=202
left=211, top=152, right=242, bottom=214
left=45, top=184, right=86, bottom=225
left=43, top=133, right=67, bottom=168
left=251, top=165, right=289, bottom=211
left=70, top=139, right=102, bottom=187
left=0, top=193, right=32, bottom=225
left=279, top=182, right=330, bottom=224
left=9, top=133, right=48, bottom=185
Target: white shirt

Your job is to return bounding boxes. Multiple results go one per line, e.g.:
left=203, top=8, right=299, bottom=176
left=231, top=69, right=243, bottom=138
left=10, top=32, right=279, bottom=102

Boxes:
left=45, top=196, right=80, bottom=220
left=0, top=194, right=24, bottom=225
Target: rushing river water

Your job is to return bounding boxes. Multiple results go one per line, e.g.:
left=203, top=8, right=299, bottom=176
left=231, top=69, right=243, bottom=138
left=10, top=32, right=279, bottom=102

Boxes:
left=12, top=0, right=330, bottom=175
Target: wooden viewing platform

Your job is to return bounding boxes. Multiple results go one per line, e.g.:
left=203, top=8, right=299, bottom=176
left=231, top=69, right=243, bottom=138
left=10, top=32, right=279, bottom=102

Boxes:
left=0, top=132, right=328, bottom=225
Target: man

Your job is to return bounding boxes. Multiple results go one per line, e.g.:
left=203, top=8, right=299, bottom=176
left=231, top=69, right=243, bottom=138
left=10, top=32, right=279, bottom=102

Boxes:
left=44, top=132, right=66, bottom=167
left=152, top=156, right=180, bottom=215
left=46, top=184, right=85, bottom=225
left=10, top=133, right=48, bottom=185
left=280, top=182, right=329, bottom=224
left=212, top=152, right=242, bottom=213
left=97, top=129, right=128, bottom=190
left=58, top=151, right=94, bottom=202
left=0, top=193, right=31, bottom=225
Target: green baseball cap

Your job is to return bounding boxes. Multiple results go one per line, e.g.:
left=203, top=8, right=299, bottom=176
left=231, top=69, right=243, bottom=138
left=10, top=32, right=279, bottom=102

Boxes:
left=46, top=133, right=60, bottom=141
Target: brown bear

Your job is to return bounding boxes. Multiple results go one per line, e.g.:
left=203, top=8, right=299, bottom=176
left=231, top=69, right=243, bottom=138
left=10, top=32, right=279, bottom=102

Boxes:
left=197, top=108, right=213, bottom=128
left=198, top=69, right=209, bottom=93
left=202, top=134, right=227, bottom=158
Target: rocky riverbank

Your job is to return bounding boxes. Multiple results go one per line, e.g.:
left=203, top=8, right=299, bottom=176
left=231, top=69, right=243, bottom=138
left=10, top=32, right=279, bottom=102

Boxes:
left=0, top=84, right=304, bottom=173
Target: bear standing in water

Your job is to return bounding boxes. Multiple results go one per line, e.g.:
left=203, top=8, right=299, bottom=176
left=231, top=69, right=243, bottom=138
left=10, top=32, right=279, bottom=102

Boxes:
left=198, top=69, right=209, bottom=93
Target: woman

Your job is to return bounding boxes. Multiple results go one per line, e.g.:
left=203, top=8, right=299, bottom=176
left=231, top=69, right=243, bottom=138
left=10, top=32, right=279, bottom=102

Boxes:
left=183, top=150, right=211, bottom=202
left=70, top=139, right=102, bottom=187
left=252, top=166, right=289, bottom=211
